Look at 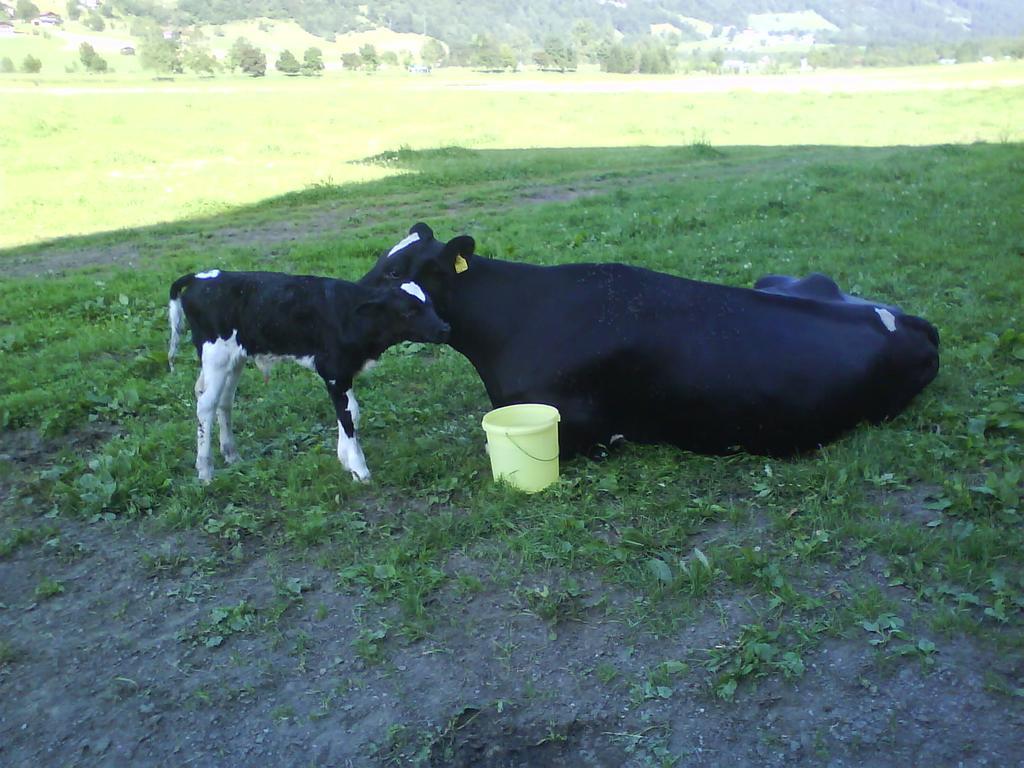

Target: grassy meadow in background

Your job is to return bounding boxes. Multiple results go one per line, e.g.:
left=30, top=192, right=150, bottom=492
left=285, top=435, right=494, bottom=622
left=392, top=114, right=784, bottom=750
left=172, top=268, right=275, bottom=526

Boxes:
left=1, top=64, right=1023, bottom=760
left=3, top=62, right=1023, bottom=248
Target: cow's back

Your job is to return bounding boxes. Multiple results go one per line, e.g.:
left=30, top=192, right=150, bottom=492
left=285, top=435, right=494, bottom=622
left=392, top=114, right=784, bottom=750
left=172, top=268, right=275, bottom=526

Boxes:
left=179, top=271, right=338, bottom=354
left=444, top=259, right=940, bottom=456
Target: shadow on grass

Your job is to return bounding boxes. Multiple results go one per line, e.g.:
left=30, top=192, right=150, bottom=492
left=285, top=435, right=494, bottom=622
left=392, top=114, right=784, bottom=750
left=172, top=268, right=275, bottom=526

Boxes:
left=3, top=141, right=1002, bottom=279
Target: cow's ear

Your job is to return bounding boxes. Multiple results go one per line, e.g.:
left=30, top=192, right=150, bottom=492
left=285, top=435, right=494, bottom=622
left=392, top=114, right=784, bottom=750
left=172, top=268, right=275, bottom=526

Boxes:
left=355, top=295, right=393, bottom=323
left=441, top=235, right=475, bottom=274
left=410, top=222, right=434, bottom=241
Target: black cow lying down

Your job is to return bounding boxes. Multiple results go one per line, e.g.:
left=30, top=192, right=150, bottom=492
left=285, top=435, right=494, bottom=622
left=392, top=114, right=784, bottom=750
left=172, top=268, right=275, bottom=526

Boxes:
left=361, top=223, right=940, bottom=458
left=168, top=269, right=450, bottom=482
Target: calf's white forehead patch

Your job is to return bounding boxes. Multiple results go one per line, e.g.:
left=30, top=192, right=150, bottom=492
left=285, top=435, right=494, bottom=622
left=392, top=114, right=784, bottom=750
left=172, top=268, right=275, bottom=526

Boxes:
left=387, top=232, right=420, bottom=258
left=400, top=282, right=426, bottom=303
left=196, top=269, right=221, bottom=279
left=874, top=307, right=897, bottom=333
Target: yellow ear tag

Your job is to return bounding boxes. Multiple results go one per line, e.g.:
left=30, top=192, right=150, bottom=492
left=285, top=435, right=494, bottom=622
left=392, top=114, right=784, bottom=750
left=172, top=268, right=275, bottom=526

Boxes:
left=454, top=254, right=469, bottom=274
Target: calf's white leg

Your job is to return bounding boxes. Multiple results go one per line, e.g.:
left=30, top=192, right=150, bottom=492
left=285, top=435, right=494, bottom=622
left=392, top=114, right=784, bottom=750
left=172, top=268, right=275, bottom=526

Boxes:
left=325, top=381, right=369, bottom=483
left=217, top=359, right=245, bottom=465
left=338, top=389, right=369, bottom=482
left=346, top=387, right=361, bottom=430
left=196, top=369, right=225, bottom=483
left=195, top=333, right=246, bottom=482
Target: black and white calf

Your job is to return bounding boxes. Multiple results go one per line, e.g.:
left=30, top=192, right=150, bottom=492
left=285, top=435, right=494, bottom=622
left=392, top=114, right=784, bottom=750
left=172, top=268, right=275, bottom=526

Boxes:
left=168, top=269, right=449, bottom=482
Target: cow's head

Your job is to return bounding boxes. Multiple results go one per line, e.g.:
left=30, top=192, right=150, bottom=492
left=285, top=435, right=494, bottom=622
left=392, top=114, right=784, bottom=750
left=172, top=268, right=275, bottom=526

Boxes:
left=360, top=223, right=475, bottom=310
left=358, top=282, right=451, bottom=347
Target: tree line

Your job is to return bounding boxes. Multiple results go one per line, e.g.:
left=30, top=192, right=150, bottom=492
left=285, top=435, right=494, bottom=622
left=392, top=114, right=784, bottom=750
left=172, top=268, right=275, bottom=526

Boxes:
left=6, top=31, right=1024, bottom=77
left=805, top=37, right=1024, bottom=68
left=135, top=34, right=325, bottom=77
left=4, top=0, right=1023, bottom=78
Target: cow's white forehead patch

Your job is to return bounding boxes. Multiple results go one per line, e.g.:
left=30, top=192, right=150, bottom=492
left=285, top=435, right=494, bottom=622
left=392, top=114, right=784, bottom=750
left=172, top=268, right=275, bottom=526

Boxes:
left=400, top=282, right=426, bottom=303
left=388, top=232, right=420, bottom=258
left=874, top=307, right=897, bottom=333
left=196, top=269, right=221, bottom=279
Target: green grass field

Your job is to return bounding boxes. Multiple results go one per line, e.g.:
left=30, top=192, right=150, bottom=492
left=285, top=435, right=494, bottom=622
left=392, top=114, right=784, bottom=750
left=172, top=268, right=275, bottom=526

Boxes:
left=2, top=63, right=1023, bottom=248
left=1, top=67, right=1023, bottom=763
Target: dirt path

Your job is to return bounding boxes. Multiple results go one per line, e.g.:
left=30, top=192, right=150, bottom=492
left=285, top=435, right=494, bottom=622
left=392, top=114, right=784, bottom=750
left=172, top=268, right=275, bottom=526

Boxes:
left=2, top=431, right=1022, bottom=767
left=1, top=152, right=822, bottom=279
left=0, top=178, right=622, bottom=278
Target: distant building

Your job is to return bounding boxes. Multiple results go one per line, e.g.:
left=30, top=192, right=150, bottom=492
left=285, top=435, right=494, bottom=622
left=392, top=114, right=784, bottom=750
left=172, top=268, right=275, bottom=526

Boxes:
left=120, top=46, right=135, bottom=55
left=407, top=64, right=431, bottom=74
left=32, top=12, right=63, bottom=26
left=0, top=20, right=14, bottom=36
left=79, top=0, right=103, bottom=8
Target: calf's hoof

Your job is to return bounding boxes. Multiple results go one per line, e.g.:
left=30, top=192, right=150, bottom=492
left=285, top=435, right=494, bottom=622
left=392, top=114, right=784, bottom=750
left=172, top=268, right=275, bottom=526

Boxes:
left=349, top=468, right=371, bottom=484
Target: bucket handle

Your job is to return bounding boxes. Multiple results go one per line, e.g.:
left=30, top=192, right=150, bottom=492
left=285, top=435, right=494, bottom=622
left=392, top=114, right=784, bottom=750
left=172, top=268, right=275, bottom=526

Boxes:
left=506, top=432, right=559, bottom=463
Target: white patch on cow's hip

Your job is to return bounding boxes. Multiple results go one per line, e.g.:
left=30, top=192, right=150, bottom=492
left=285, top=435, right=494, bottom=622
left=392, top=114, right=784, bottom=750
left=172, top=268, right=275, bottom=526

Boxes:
left=388, top=232, right=420, bottom=257
left=400, top=282, right=426, bottom=303
left=359, top=358, right=378, bottom=375
left=874, top=307, right=897, bottom=333
left=203, top=330, right=249, bottom=364
left=196, top=269, right=221, bottom=279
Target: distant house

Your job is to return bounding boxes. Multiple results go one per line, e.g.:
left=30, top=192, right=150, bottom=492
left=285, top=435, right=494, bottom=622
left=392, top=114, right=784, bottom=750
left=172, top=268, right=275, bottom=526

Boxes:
left=0, top=20, right=14, bottom=36
left=407, top=63, right=431, bottom=74
left=32, top=12, right=63, bottom=26
left=79, top=0, right=103, bottom=9
left=120, top=46, right=135, bottom=56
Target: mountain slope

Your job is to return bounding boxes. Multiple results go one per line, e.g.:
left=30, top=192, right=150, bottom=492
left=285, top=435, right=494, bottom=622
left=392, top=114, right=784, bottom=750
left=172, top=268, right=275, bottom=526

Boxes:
left=158, top=0, right=1024, bottom=45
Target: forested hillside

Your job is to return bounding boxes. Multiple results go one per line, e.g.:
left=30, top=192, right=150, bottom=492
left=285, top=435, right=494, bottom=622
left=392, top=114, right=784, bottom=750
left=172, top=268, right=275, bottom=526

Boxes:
left=121, top=0, right=1024, bottom=45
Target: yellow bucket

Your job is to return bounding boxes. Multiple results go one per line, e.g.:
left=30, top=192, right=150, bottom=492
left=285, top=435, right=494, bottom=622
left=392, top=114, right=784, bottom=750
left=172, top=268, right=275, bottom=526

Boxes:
left=481, top=404, right=561, bottom=493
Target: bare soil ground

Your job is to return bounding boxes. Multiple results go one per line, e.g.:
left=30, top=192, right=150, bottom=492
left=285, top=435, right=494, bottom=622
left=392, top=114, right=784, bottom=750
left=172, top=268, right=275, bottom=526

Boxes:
left=0, top=181, right=605, bottom=279
left=2, top=429, right=1022, bottom=768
